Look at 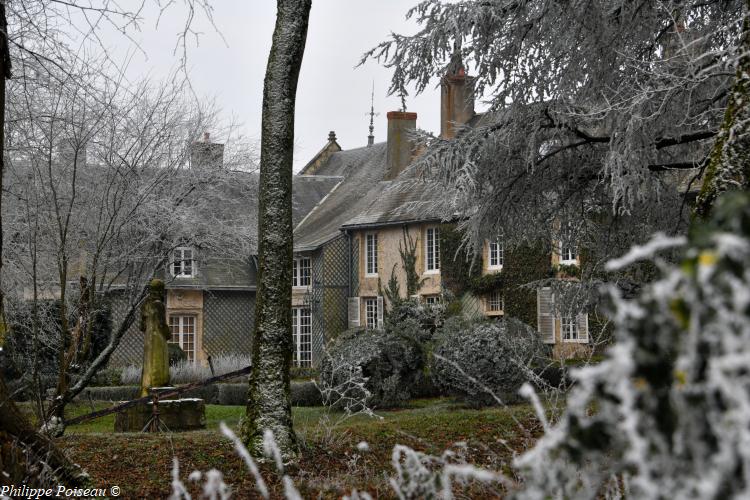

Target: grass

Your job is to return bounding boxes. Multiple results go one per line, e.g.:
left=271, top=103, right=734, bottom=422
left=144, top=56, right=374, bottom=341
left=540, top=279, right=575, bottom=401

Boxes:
left=39, top=399, right=541, bottom=498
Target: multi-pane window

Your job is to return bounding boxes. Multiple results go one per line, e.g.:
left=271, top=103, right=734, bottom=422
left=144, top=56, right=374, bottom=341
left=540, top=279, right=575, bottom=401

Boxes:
left=169, top=315, right=196, bottom=362
left=424, top=295, right=440, bottom=306
left=425, top=226, right=440, bottom=272
left=488, top=291, right=504, bottom=312
left=489, top=237, right=504, bottom=269
left=561, top=315, right=579, bottom=341
left=292, top=257, right=311, bottom=287
left=560, top=223, right=577, bottom=264
left=365, top=233, right=378, bottom=276
left=172, top=247, right=196, bottom=278
left=292, top=307, right=312, bottom=367
left=365, top=298, right=378, bottom=330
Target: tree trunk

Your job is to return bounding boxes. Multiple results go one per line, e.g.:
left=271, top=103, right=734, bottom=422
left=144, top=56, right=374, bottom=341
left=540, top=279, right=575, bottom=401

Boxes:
left=0, top=0, right=86, bottom=487
left=694, top=0, right=750, bottom=217
left=242, top=0, right=311, bottom=459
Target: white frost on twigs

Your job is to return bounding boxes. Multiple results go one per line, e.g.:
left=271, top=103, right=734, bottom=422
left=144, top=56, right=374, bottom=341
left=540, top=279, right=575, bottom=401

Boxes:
left=605, top=233, right=686, bottom=271
left=219, top=422, right=268, bottom=499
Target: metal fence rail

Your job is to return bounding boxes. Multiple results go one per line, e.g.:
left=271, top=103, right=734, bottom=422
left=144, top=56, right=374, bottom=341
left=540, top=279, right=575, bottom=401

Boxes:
left=65, top=365, right=252, bottom=427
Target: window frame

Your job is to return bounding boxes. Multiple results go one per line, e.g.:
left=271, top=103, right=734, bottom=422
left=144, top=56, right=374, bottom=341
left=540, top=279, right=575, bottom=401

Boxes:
left=559, top=223, right=578, bottom=265
left=168, top=315, right=196, bottom=362
left=487, top=290, right=504, bottom=312
left=365, top=232, right=378, bottom=277
left=424, top=226, right=440, bottom=274
left=560, top=314, right=579, bottom=342
left=488, top=237, right=504, bottom=270
left=364, top=297, right=378, bottom=330
left=291, top=307, right=312, bottom=368
left=292, top=256, right=312, bottom=288
left=424, top=295, right=441, bottom=306
left=172, top=246, right=197, bottom=278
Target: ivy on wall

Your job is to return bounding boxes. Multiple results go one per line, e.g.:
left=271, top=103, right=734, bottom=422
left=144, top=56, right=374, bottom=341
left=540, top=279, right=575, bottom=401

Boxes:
left=502, top=243, right=553, bottom=328
left=438, top=224, right=481, bottom=297
left=439, top=223, right=551, bottom=328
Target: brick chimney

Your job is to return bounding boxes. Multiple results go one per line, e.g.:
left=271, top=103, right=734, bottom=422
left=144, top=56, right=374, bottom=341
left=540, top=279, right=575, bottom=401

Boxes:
left=190, top=131, right=225, bottom=169
left=385, top=111, right=417, bottom=180
left=440, top=67, right=475, bottom=139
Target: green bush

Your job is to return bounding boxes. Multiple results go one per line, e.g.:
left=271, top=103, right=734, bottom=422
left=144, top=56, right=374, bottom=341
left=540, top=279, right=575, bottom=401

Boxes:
left=319, top=327, right=427, bottom=409
left=431, top=317, right=545, bottom=406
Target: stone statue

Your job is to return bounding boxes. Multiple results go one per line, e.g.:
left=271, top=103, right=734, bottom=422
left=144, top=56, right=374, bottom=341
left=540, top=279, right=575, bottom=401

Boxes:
left=140, top=279, right=171, bottom=396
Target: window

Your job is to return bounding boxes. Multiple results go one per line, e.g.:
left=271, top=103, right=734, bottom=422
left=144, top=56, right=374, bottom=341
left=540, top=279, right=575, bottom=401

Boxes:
left=425, top=226, right=440, bottom=273
left=561, top=314, right=579, bottom=341
left=172, top=247, right=196, bottom=278
left=488, top=237, right=504, bottom=270
left=169, top=315, right=196, bottom=362
left=365, top=298, right=379, bottom=330
left=488, top=291, right=504, bottom=312
left=292, top=307, right=312, bottom=367
left=424, top=295, right=441, bottom=306
left=293, top=257, right=311, bottom=287
left=560, top=223, right=577, bottom=265
left=365, top=233, right=378, bottom=276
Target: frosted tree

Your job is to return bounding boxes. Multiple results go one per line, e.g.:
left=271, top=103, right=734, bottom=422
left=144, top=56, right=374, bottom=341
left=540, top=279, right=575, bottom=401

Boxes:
left=242, top=0, right=311, bottom=460
left=513, top=190, right=750, bottom=498
left=364, top=0, right=746, bottom=252
left=0, top=0, right=225, bottom=483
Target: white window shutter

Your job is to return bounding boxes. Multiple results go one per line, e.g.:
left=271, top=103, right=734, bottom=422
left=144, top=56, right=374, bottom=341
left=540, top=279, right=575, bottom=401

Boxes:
left=377, top=296, right=384, bottom=329
left=537, top=288, right=555, bottom=344
left=577, top=313, right=589, bottom=343
left=348, top=297, right=360, bottom=329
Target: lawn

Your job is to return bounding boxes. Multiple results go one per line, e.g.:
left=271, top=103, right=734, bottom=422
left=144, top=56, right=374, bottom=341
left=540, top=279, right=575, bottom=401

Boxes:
left=48, top=399, right=541, bottom=498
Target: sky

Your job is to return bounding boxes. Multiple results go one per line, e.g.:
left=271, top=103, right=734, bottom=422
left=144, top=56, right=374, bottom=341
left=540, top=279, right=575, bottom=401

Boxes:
left=93, top=1, right=450, bottom=171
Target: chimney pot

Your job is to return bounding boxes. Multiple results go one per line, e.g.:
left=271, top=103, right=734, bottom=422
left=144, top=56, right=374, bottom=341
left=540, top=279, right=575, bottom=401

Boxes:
left=328, top=131, right=337, bottom=142
left=203, top=132, right=210, bottom=142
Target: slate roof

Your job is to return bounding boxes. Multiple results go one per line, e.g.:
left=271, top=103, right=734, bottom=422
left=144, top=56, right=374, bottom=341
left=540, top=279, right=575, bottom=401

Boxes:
left=292, top=175, right=343, bottom=226
left=293, top=143, right=389, bottom=251
left=339, top=177, right=443, bottom=229
left=165, top=170, right=340, bottom=289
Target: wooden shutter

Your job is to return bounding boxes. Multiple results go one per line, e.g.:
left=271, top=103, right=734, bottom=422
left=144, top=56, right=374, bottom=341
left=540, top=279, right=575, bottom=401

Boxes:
left=577, top=313, right=589, bottom=343
left=537, top=288, right=555, bottom=344
left=377, top=296, right=384, bottom=329
left=348, top=297, right=360, bottom=329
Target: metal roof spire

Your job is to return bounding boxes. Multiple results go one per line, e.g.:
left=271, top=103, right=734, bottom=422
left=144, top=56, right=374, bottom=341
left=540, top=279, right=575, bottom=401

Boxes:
left=367, top=81, right=378, bottom=147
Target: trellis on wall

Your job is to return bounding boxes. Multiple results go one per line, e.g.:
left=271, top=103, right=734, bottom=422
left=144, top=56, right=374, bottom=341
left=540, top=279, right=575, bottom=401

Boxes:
left=305, top=235, right=351, bottom=365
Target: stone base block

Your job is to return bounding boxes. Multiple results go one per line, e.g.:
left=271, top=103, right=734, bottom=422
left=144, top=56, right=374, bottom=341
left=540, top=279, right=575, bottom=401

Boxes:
left=114, top=398, right=206, bottom=433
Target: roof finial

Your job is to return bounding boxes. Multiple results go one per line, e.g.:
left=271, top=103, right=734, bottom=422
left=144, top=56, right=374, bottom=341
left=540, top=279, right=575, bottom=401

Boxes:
left=367, top=81, right=379, bottom=147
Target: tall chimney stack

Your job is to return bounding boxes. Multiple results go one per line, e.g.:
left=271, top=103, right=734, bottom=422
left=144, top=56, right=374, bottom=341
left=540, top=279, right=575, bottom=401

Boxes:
left=440, top=66, right=475, bottom=139
left=385, top=111, right=417, bottom=180
left=190, top=131, right=225, bottom=169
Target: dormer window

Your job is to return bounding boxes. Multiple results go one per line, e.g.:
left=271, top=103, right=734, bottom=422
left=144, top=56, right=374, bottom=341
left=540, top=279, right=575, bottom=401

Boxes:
left=172, top=247, right=196, bottom=278
left=488, top=235, right=504, bottom=270
left=293, top=257, right=311, bottom=288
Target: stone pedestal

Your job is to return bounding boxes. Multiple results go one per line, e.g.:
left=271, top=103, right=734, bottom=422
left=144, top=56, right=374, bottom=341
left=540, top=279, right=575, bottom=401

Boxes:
left=114, top=398, right=206, bottom=433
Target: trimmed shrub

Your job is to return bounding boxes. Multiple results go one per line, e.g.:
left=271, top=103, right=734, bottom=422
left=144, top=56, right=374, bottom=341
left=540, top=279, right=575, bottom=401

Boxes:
left=386, top=299, right=445, bottom=337
left=319, top=327, right=426, bottom=409
left=431, top=317, right=545, bottom=406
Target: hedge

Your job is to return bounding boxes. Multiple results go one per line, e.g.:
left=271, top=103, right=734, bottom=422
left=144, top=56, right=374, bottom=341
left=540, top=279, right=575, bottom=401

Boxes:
left=74, top=380, right=322, bottom=407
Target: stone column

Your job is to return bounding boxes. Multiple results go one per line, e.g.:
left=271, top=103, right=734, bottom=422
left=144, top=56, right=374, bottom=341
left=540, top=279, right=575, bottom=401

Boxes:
left=140, top=279, right=171, bottom=397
